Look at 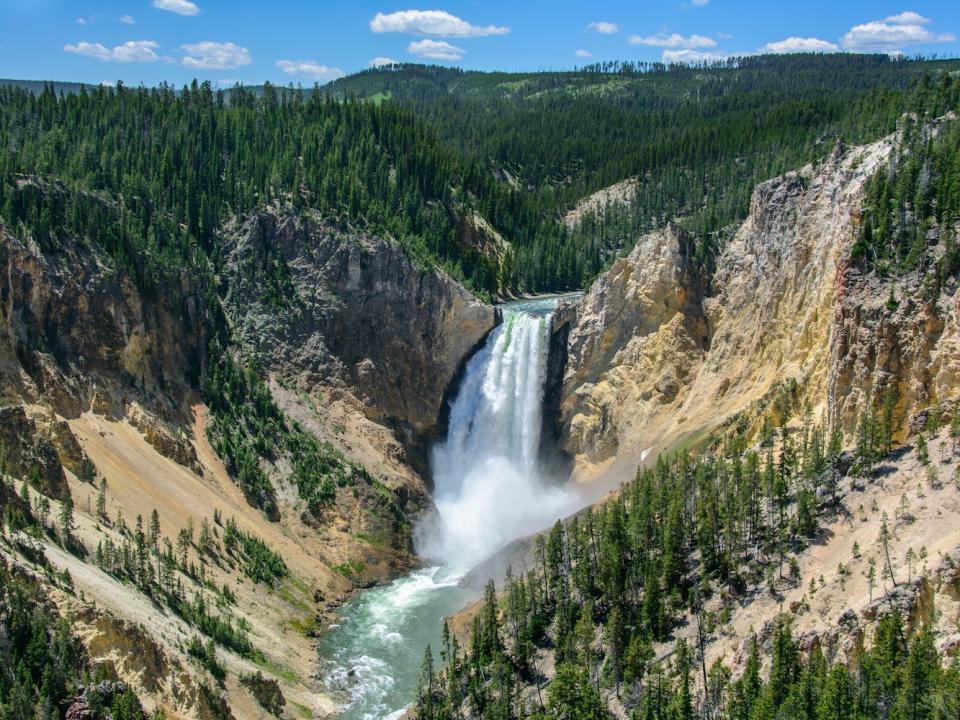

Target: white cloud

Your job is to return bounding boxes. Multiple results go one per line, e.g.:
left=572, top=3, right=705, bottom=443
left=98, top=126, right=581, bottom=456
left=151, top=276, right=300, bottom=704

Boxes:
left=691, top=0, right=710, bottom=6
left=370, top=56, right=400, bottom=67
left=152, top=0, right=200, bottom=17
left=120, top=15, right=135, bottom=24
left=76, top=17, right=88, bottom=25
left=763, top=36, right=839, bottom=53
left=64, top=40, right=160, bottom=62
left=586, top=21, right=619, bottom=34
left=842, top=11, right=954, bottom=52
left=371, top=10, right=508, bottom=37
left=113, top=40, right=162, bottom=62
left=65, top=42, right=110, bottom=60
left=884, top=11, right=931, bottom=25
left=275, top=59, right=345, bottom=82
left=575, top=49, right=594, bottom=58
left=629, top=32, right=717, bottom=48
left=180, top=41, right=251, bottom=69
left=408, top=39, right=464, bottom=61
left=662, top=49, right=726, bottom=64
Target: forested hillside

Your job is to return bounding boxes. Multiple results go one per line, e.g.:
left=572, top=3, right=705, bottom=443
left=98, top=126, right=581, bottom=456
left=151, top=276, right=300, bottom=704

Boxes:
left=329, top=55, right=960, bottom=287
left=0, top=81, right=510, bottom=296
left=3, top=55, right=957, bottom=297
left=414, top=397, right=960, bottom=720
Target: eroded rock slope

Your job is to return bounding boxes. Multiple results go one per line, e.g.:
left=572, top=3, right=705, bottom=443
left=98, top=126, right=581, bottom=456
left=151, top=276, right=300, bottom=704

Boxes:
left=555, top=133, right=960, bottom=479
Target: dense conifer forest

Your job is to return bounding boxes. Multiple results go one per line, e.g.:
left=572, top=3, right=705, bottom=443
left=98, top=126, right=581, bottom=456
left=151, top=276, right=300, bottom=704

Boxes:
left=0, top=551, right=154, bottom=719
left=328, top=55, right=960, bottom=286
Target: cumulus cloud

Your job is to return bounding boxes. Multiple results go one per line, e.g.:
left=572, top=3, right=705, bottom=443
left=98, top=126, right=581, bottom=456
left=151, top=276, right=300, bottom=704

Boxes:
left=119, top=15, right=135, bottom=24
left=763, top=36, right=839, bottom=53
left=180, top=41, right=251, bottom=69
left=662, top=49, right=726, bottom=64
left=370, top=56, right=400, bottom=67
left=371, top=10, right=508, bottom=37
left=575, top=49, right=594, bottom=58
left=152, top=0, right=200, bottom=16
left=629, top=32, right=716, bottom=48
left=275, top=59, right=345, bottom=82
left=408, top=39, right=465, bottom=61
left=842, top=11, right=954, bottom=52
left=586, top=21, right=619, bottom=34
left=64, top=40, right=161, bottom=62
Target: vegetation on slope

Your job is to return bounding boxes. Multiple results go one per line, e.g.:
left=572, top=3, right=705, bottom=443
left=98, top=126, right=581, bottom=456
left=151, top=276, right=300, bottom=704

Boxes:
left=854, top=75, right=960, bottom=282
left=2, top=55, right=959, bottom=298
left=413, top=395, right=960, bottom=719
left=330, top=55, right=960, bottom=287
left=0, top=547, right=153, bottom=719
left=0, top=81, right=517, bottom=296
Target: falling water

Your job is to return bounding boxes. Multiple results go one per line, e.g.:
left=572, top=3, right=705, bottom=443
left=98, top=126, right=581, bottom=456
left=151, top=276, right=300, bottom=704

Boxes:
left=319, top=297, right=577, bottom=720
left=420, top=297, right=575, bottom=568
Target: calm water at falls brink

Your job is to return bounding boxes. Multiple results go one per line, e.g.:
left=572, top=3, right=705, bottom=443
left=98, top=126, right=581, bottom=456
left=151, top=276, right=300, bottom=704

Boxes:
left=318, top=297, right=579, bottom=719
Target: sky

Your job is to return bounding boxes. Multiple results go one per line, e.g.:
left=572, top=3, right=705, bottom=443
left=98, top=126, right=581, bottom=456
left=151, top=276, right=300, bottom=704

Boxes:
left=0, top=1, right=958, bottom=86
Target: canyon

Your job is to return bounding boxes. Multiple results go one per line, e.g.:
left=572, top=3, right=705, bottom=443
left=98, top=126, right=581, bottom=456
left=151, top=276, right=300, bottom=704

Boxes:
left=2, top=84, right=960, bottom=720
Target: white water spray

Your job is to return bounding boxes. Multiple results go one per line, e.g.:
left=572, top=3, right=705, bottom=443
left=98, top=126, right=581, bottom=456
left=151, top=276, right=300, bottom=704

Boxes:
left=419, top=299, right=575, bottom=569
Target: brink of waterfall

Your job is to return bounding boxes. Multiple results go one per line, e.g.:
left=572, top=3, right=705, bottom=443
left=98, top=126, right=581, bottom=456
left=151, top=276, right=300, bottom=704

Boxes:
left=419, top=297, right=576, bottom=570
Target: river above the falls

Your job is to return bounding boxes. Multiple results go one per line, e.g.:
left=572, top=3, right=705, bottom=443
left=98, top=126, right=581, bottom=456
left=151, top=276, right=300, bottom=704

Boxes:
left=318, top=296, right=579, bottom=720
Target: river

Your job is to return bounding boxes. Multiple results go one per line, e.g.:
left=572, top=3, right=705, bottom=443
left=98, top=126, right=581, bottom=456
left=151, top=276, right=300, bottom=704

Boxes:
left=318, top=297, right=579, bottom=720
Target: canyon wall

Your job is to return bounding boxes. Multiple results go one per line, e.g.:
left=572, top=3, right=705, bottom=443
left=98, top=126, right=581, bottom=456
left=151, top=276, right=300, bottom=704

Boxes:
left=220, top=208, right=496, bottom=463
left=0, top=199, right=495, bottom=718
left=555, top=132, right=960, bottom=479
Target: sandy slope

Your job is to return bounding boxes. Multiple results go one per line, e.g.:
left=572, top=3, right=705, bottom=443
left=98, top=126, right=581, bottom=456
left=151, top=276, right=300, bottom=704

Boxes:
left=5, top=404, right=369, bottom=718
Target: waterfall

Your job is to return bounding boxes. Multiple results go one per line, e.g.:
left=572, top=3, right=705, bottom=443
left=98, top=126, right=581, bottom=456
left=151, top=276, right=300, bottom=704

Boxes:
left=419, top=298, right=575, bottom=569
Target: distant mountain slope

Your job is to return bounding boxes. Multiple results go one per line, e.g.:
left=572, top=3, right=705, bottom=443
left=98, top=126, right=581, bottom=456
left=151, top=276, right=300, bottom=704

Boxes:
left=0, top=78, right=93, bottom=94
left=329, top=55, right=960, bottom=291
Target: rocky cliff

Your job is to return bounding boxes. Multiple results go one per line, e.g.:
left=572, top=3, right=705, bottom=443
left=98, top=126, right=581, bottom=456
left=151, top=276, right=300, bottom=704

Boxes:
left=555, top=129, right=960, bottom=479
left=220, top=208, right=496, bottom=468
left=1, top=221, right=207, bottom=473
left=557, top=222, right=708, bottom=467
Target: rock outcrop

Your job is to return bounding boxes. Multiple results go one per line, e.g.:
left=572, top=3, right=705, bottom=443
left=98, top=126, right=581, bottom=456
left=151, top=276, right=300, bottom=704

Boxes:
left=555, top=130, right=960, bottom=477
left=220, top=208, right=496, bottom=461
left=555, top=222, right=708, bottom=465
left=0, top=227, right=207, bottom=425
left=829, top=251, right=960, bottom=440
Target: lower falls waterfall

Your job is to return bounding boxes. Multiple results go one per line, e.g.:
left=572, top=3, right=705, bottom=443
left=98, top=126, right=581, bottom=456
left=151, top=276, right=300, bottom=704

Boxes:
left=319, top=297, right=578, bottom=720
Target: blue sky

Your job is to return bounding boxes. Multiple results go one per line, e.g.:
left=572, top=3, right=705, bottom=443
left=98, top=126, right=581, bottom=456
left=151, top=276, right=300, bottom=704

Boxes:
left=1, top=1, right=958, bottom=86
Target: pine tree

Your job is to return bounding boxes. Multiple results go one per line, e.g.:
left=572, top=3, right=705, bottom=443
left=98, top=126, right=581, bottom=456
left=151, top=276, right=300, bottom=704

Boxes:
left=916, top=433, right=930, bottom=465
left=818, top=663, right=854, bottom=720
left=149, top=509, right=161, bottom=552
left=59, top=495, right=74, bottom=541
left=96, top=477, right=107, bottom=520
